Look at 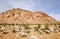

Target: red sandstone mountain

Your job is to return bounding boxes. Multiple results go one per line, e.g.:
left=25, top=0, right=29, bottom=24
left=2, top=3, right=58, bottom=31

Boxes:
left=0, top=8, right=57, bottom=24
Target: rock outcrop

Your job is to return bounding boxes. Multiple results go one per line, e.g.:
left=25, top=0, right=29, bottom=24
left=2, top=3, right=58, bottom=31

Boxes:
left=0, top=8, right=57, bottom=24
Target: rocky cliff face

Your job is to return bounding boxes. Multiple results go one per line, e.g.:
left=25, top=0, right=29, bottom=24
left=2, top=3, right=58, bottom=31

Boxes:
left=0, top=8, right=57, bottom=24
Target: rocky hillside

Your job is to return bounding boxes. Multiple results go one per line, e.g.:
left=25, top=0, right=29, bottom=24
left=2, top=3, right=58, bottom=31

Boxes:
left=0, top=8, right=57, bottom=24
left=0, top=8, right=60, bottom=39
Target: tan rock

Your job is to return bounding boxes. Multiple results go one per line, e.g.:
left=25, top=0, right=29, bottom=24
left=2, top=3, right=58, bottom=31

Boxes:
left=0, top=8, right=58, bottom=24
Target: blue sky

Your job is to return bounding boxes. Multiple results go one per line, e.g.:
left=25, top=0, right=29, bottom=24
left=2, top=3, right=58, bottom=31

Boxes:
left=0, top=0, right=60, bottom=21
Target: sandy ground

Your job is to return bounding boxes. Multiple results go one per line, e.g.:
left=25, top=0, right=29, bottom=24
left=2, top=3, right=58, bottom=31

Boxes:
left=0, top=30, right=60, bottom=39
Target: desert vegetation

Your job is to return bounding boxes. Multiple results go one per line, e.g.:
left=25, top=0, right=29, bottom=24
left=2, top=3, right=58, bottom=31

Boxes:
left=0, top=24, right=60, bottom=34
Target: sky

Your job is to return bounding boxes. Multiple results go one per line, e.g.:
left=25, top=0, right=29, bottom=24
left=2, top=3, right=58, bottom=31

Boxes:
left=0, top=0, right=60, bottom=21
